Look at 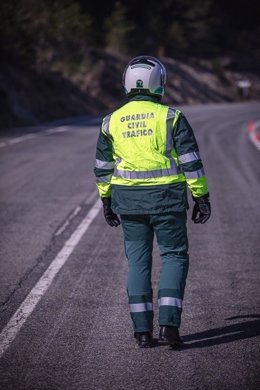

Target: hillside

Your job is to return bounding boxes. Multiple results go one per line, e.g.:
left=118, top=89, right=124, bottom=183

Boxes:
left=1, top=50, right=260, bottom=129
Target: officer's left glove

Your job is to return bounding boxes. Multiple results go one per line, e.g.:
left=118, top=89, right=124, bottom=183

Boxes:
left=101, top=197, right=120, bottom=227
left=192, top=193, right=211, bottom=224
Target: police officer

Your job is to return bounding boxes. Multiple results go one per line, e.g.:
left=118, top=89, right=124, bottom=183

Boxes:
left=94, top=56, right=211, bottom=348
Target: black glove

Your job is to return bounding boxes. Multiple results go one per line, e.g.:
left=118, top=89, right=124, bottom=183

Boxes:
left=101, top=197, right=120, bottom=227
left=192, top=193, right=211, bottom=224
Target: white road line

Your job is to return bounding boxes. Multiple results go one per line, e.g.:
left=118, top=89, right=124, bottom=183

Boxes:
left=0, top=197, right=102, bottom=358
left=8, top=134, right=38, bottom=144
left=55, top=205, right=81, bottom=236
left=0, top=125, right=71, bottom=148
left=54, top=191, right=100, bottom=237
left=44, top=126, right=70, bottom=135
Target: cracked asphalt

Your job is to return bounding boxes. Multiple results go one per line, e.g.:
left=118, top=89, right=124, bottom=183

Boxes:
left=0, top=101, right=260, bottom=390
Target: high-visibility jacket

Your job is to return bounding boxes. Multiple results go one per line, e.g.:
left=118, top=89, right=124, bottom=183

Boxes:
left=94, top=95, right=209, bottom=214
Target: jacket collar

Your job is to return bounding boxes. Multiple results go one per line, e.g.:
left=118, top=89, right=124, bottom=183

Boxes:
left=128, top=95, right=161, bottom=103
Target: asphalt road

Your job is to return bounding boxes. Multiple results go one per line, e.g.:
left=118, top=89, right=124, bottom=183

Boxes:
left=0, top=101, right=259, bottom=390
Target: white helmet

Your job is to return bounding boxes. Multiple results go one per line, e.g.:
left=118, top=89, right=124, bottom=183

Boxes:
left=122, top=55, right=166, bottom=98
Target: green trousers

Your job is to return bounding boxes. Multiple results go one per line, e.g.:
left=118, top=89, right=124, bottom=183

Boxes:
left=120, top=212, right=189, bottom=333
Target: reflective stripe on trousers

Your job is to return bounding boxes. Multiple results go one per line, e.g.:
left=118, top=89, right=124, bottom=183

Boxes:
left=158, top=297, right=183, bottom=309
left=130, top=302, right=153, bottom=313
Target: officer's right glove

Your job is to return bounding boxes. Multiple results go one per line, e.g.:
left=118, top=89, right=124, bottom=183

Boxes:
left=101, top=197, right=120, bottom=227
left=192, top=193, right=211, bottom=224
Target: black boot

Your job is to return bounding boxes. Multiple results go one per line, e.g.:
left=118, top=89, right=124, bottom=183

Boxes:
left=158, top=326, right=184, bottom=348
left=134, top=331, right=153, bottom=348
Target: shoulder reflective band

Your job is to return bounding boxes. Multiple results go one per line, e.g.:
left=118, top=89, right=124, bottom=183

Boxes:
left=95, top=159, right=115, bottom=169
left=102, top=114, right=112, bottom=136
left=129, top=302, right=153, bottom=313
left=184, top=168, right=205, bottom=179
left=163, top=108, right=182, bottom=173
left=179, top=151, right=201, bottom=164
left=96, top=174, right=112, bottom=183
left=166, top=108, right=176, bottom=152
left=158, top=297, right=182, bottom=309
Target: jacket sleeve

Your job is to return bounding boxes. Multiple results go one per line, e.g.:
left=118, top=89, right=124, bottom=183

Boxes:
left=173, top=111, right=209, bottom=198
left=94, top=117, right=115, bottom=199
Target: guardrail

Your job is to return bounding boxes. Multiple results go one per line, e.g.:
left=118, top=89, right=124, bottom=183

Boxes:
left=247, top=120, right=260, bottom=151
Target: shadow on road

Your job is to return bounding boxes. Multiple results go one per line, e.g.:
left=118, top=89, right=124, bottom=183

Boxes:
left=153, top=315, right=260, bottom=350
left=181, top=314, right=260, bottom=349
